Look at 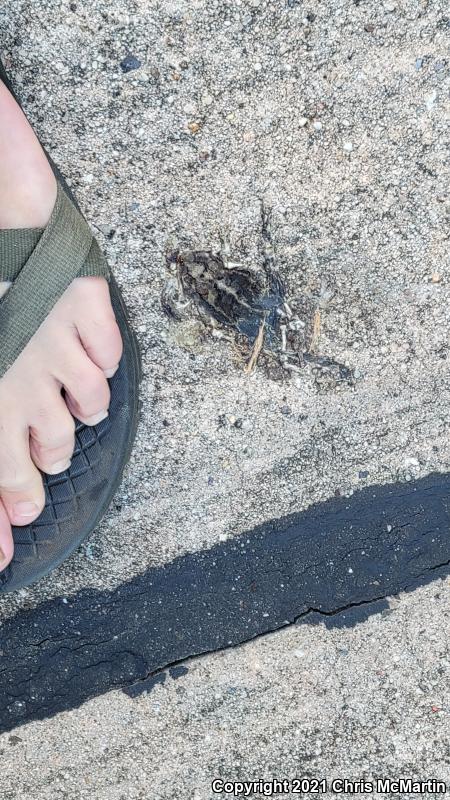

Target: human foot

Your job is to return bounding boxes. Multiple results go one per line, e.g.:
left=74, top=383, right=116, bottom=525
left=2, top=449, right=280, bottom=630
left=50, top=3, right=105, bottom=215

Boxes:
left=0, top=80, right=122, bottom=570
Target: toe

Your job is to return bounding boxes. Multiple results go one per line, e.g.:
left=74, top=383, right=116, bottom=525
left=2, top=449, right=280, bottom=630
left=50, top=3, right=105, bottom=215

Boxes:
left=73, top=277, right=123, bottom=376
left=58, top=342, right=111, bottom=426
left=29, top=387, right=76, bottom=475
left=0, top=500, right=14, bottom=571
left=0, top=422, right=45, bottom=526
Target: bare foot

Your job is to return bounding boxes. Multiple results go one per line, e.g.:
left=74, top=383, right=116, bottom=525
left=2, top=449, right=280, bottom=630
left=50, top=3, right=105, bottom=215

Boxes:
left=0, top=80, right=122, bottom=570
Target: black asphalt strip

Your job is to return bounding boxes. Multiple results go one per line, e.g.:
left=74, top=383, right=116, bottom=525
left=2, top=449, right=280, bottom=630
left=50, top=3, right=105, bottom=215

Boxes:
left=1, top=472, right=450, bottom=733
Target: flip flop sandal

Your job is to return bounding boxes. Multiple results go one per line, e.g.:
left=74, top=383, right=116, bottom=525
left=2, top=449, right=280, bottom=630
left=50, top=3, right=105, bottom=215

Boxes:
left=0, top=58, right=141, bottom=592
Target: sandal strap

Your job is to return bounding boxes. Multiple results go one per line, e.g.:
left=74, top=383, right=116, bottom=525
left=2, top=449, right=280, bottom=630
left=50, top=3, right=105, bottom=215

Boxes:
left=0, top=228, right=42, bottom=282
left=0, top=183, right=109, bottom=378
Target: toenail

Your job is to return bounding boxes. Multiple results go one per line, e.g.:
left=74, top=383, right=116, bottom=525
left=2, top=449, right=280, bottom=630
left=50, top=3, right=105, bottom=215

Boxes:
left=104, top=365, right=119, bottom=378
left=12, top=501, right=40, bottom=520
left=0, top=546, right=5, bottom=564
left=84, top=410, right=109, bottom=426
left=48, top=459, right=71, bottom=475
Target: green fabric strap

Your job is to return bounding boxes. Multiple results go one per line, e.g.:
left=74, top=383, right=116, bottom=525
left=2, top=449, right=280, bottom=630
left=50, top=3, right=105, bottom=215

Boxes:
left=0, top=183, right=109, bottom=378
left=0, top=228, right=42, bottom=282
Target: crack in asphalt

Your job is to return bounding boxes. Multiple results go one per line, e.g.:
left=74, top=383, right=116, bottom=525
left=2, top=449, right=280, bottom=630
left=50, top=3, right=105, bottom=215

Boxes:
left=123, top=591, right=393, bottom=696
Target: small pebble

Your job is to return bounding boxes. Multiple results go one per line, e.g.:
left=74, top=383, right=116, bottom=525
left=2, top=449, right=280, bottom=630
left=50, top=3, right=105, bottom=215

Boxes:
left=183, top=102, right=198, bottom=115
left=188, top=121, right=201, bottom=134
left=120, top=54, right=142, bottom=73
left=343, top=141, right=353, bottom=153
left=431, top=272, right=441, bottom=283
left=312, top=120, right=322, bottom=130
left=425, top=89, right=437, bottom=110
left=298, top=116, right=308, bottom=127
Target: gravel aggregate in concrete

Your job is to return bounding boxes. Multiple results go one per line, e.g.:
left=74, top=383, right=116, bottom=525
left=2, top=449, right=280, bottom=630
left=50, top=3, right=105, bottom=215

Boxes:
left=0, top=0, right=449, bottom=793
